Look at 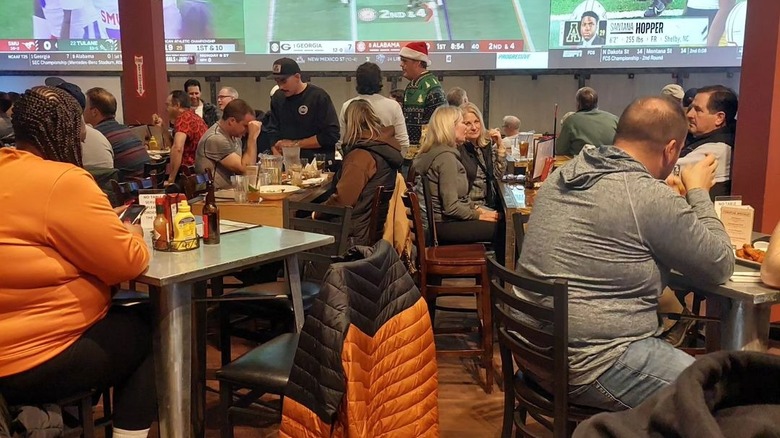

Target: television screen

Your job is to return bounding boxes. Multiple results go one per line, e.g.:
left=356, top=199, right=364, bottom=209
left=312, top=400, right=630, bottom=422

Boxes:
left=0, top=0, right=747, bottom=72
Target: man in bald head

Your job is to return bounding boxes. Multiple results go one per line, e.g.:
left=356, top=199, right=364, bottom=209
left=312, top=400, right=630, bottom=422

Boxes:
left=517, top=96, right=734, bottom=411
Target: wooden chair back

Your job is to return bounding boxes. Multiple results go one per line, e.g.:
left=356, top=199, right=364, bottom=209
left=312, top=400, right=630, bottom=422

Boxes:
left=283, top=200, right=353, bottom=282
left=367, top=184, right=396, bottom=244
left=401, top=189, right=427, bottom=279
left=182, top=171, right=212, bottom=200
left=144, top=158, right=169, bottom=188
left=512, top=212, right=529, bottom=260
left=110, top=177, right=155, bottom=205
left=487, top=256, right=570, bottom=438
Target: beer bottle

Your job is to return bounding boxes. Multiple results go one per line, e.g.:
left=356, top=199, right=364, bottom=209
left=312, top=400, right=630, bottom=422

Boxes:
left=153, top=197, right=170, bottom=250
left=202, top=179, right=220, bottom=244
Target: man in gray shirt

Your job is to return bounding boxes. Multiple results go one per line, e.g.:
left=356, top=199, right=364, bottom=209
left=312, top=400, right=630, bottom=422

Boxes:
left=518, top=96, right=734, bottom=411
left=195, top=99, right=260, bottom=189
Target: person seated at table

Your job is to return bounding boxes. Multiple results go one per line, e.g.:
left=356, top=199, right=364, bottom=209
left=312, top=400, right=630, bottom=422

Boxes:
left=678, top=85, right=738, bottom=199
left=195, top=99, right=261, bottom=189
left=319, top=99, right=403, bottom=246
left=0, top=86, right=155, bottom=438
left=412, top=105, right=499, bottom=245
left=556, top=87, right=618, bottom=157
left=458, top=102, right=506, bottom=210
left=153, top=90, right=208, bottom=185
left=517, top=95, right=734, bottom=411
left=85, top=87, right=149, bottom=177
left=761, top=222, right=780, bottom=288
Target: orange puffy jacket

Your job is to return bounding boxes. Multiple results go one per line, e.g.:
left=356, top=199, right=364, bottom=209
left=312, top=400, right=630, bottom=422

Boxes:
left=279, top=240, right=439, bottom=437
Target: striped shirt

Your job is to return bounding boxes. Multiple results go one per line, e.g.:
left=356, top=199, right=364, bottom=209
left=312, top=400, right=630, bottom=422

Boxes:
left=94, top=118, right=150, bottom=178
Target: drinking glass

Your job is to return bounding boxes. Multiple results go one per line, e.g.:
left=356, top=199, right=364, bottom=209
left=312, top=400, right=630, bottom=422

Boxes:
left=283, top=146, right=301, bottom=170
left=313, top=153, right=327, bottom=171
left=245, top=165, right=259, bottom=189
left=290, top=163, right=303, bottom=187
left=231, top=175, right=248, bottom=203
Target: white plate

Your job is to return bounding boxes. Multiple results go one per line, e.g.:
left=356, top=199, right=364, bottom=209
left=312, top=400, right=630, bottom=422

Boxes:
left=302, top=177, right=326, bottom=187
left=257, top=185, right=301, bottom=200
left=214, top=189, right=235, bottom=200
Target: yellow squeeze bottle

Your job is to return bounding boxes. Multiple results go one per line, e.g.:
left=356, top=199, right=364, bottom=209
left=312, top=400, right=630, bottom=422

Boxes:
left=148, top=136, right=159, bottom=151
left=172, top=200, right=197, bottom=243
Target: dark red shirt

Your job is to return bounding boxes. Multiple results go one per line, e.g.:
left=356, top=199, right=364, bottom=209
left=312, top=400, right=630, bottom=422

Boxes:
left=174, top=110, right=208, bottom=166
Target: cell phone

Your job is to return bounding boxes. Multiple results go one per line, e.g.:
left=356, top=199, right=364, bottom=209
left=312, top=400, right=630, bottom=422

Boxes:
left=119, top=204, right=147, bottom=225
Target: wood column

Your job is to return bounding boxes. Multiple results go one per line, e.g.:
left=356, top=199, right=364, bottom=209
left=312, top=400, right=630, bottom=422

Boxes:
left=118, top=0, right=168, bottom=125
left=733, top=1, right=780, bottom=233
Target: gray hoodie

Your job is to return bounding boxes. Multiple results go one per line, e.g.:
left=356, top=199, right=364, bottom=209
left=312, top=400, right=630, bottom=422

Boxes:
left=517, top=145, right=734, bottom=386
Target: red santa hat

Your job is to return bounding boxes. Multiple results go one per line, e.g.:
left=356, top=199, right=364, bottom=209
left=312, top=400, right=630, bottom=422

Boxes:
left=399, top=41, right=431, bottom=65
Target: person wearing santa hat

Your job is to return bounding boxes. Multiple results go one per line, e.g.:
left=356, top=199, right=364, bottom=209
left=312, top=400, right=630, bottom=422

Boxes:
left=399, top=41, right=446, bottom=146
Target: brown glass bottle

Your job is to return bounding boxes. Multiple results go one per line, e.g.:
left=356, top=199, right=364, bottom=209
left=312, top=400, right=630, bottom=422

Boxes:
left=202, top=179, right=220, bottom=244
left=153, top=197, right=170, bottom=250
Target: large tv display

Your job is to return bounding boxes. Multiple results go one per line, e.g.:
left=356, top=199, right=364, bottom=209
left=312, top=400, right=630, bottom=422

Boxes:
left=0, top=0, right=747, bottom=72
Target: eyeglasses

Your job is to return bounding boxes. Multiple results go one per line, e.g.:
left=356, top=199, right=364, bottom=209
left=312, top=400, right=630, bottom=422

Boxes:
left=217, top=95, right=234, bottom=100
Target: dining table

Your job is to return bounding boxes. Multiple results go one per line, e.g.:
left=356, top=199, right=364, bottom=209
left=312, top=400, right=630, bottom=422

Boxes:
left=133, top=224, right=334, bottom=438
left=497, top=180, right=536, bottom=271
left=190, top=175, right=333, bottom=227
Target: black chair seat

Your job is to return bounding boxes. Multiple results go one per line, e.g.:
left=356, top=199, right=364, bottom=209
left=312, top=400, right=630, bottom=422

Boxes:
left=515, top=372, right=604, bottom=422
left=216, top=332, right=299, bottom=391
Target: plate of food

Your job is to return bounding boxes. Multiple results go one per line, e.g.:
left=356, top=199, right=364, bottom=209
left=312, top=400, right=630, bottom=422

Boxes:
left=735, top=242, right=766, bottom=268
left=256, top=185, right=301, bottom=200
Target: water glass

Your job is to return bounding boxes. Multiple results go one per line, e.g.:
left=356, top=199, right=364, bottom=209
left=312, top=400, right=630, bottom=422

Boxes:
left=245, top=165, right=259, bottom=189
left=290, top=163, right=303, bottom=187
left=231, top=175, right=248, bottom=203
left=313, top=153, right=327, bottom=171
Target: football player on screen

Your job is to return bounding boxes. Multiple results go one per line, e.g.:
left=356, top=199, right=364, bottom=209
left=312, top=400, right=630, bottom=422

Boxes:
left=579, top=11, right=606, bottom=46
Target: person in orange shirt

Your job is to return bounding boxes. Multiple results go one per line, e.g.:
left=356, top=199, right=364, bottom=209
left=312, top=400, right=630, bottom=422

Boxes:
left=0, top=86, right=154, bottom=438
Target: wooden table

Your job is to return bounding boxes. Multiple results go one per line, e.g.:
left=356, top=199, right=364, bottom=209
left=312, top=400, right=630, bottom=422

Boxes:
left=135, top=226, right=334, bottom=438
left=191, top=178, right=333, bottom=227
left=497, top=181, right=536, bottom=271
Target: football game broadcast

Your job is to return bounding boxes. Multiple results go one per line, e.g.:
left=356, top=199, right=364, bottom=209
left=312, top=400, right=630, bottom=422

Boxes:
left=0, top=0, right=748, bottom=71
left=548, top=0, right=747, bottom=68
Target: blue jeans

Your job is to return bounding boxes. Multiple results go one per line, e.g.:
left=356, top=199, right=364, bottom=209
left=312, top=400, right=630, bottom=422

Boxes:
left=568, top=337, right=694, bottom=411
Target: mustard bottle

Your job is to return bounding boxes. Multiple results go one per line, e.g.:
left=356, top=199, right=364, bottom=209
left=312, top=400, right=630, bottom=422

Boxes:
left=172, top=200, right=197, bottom=244
left=148, top=135, right=159, bottom=151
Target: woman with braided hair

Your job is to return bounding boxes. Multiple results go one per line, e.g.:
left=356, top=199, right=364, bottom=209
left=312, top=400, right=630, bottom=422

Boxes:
left=0, top=86, right=156, bottom=438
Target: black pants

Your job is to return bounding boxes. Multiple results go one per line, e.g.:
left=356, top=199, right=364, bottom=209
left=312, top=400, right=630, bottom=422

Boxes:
left=0, top=306, right=157, bottom=430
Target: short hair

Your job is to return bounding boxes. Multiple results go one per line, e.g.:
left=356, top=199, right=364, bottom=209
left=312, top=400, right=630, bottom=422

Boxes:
left=614, top=96, right=688, bottom=151
left=170, top=90, right=191, bottom=108
left=447, top=87, right=468, bottom=107
left=85, top=87, right=117, bottom=117
left=420, top=105, right=462, bottom=153
left=7, top=92, right=21, bottom=103
left=221, top=99, right=253, bottom=121
left=683, top=88, right=698, bottom=108
left=219, top=86, right=239, bottom=98
left=576, top=87, right=598, bottom=111
left=697, top=85, right=739, bottom=130
left=461, top=102, right=489, bottom=147
left=342, top=99, right=384, bottom=146
left=183, top=79, right=201, bottom=92
left=581, top=11, right=600, bottom=22
left=502, top=115, right=521, bottom=131
left=355, top=62, right=383, bottom=95
left=12, top=86, right=83, bottom=166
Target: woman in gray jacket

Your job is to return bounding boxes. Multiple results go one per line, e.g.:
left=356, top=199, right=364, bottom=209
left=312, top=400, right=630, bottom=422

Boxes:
left=412, top=106, right=498, bottom=244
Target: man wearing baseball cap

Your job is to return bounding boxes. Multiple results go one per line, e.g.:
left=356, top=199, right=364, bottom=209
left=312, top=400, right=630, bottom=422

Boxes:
left=399, top=41, right=446, bottom=145
left=265, top=57, right=340, bottom=161
left=661, top=83, right=685, bottom=105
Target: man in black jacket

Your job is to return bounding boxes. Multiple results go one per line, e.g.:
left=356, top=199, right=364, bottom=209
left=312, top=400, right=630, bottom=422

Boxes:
left=265, top=58, right=340, bottom=161
left=184, top=78, right=219, bottom=127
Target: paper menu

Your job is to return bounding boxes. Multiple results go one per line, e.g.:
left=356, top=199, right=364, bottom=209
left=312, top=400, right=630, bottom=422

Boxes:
left=533, top=139, right=554, bottom=179
left=138, top=191, right=166, bottom=230
left=714, top=196, right=742, bottom=220
left=720, top=205, right=754, bottom=249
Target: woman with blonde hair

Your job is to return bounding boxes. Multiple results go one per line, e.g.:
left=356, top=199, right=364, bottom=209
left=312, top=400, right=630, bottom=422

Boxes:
left=321, top=99, right=403, bottom=245
left=412, top=105, right=498, bottom=245
left=458, top=102, right=506, bottom=209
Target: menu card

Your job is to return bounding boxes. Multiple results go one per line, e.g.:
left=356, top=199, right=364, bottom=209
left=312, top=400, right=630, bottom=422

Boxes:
left=138, top=190, right=166, bottom=230
left=714, top=195, right=742, bottom=220
left=720, top=205, right=754, bottom=249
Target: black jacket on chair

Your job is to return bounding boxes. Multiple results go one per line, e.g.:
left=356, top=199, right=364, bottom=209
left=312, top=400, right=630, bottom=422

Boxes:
left=573, top=351, right=780, bottom=438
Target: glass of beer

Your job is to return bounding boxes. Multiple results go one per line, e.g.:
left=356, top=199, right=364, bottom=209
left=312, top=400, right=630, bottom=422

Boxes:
left=519, top=141, right=529, bottom=158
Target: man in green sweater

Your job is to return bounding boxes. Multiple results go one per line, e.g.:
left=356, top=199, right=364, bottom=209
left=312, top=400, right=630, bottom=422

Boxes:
left=399, top=41, right=446, bottom=145
left=556, top=86, right=618, bottom=156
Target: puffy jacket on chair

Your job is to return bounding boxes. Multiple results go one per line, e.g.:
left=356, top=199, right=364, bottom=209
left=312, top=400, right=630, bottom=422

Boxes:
left=279, top=240, right=439, bottom=438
